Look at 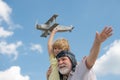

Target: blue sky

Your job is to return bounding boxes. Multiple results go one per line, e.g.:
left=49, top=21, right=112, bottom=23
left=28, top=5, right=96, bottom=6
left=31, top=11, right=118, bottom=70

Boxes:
left=0, top=0, right=120, bottom=80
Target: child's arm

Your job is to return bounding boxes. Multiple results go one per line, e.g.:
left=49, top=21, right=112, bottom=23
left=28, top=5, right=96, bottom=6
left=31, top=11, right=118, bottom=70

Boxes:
left=48, top=27, right=58, bottom=55
left=86, top=26, right=113, bottom=69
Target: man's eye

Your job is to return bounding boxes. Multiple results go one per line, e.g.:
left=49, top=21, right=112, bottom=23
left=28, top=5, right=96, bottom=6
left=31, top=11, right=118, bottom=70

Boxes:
left=62, top=59, right=65, bottom=61
left=58, top=60, right=60, bottom=62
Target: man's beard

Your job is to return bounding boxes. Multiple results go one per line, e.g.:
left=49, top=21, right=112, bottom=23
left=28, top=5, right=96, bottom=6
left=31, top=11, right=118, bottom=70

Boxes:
left=58, top=64, right=71, bottom=75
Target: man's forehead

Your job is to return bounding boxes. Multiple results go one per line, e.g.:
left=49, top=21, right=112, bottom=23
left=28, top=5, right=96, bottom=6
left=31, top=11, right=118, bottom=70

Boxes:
left=58, top=56, right=69, bottom=60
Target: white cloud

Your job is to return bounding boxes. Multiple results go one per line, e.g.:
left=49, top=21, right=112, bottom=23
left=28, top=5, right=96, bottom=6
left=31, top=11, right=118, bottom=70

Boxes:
left=0, top=41, right=23, bottom=60
left=0, top=0, right=12, bottom=24
left=0, top=27, right=13, bottom=38
left=0, top=0, right=22, bottom=30
left=30, top=43, right=43, bottom=53
left=94, top=40, right=120, bottom=76
left=0, top=66, right=30, bottom=80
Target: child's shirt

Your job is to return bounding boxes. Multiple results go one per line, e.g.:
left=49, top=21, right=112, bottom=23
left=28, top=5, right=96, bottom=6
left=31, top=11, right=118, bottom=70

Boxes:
left=49, top=54, right=60, bottom=80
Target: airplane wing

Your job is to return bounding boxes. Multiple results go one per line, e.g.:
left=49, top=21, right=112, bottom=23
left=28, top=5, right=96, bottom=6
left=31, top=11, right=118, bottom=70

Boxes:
left=56, top=25, right=74, bottom=32
left=40, top=23, right=59, bottom=37
left=45, top=14, right=58, bottom=25
left=40, top=31, right=48, bottom=37
left=49, top=23, right=59, bottom=31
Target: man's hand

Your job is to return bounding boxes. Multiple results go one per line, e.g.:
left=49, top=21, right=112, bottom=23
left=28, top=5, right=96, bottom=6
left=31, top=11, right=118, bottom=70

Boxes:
left=46, top=66, right=52, bottom=80
left=86, top=26, right=113, bottom=69
left=96, top=26, right=113, bottom=43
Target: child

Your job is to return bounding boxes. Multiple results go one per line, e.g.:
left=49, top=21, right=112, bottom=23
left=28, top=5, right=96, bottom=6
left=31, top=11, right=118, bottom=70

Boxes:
left=47, top=27, right=70, bottom=80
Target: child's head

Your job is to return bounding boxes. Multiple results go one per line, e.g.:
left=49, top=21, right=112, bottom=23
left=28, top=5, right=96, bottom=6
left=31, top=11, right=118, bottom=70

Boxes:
left=52, top=38, right=70, bottom=56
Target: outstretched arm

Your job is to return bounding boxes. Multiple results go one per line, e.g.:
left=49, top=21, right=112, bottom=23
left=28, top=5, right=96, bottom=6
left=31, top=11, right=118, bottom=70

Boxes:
left=48, top=27, right=58, bottom=55
left=86, top=26, right=113, bottom=69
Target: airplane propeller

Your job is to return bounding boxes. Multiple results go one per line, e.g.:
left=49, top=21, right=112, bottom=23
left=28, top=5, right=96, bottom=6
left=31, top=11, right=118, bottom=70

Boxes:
left=35, top=19, right=39, bottom=29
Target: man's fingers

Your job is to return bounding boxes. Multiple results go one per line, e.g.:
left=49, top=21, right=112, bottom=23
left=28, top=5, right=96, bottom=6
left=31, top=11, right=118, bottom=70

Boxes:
left=105, top=27, right=113, bottom=34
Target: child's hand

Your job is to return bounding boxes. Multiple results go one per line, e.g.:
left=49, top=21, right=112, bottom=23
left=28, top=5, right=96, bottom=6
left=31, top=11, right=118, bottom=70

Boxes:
left=52, top=27, right=59, bottom=34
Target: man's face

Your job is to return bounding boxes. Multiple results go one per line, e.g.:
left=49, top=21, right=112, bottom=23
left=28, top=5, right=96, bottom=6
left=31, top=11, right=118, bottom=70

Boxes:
left=57, top=56, right=72, bottom=75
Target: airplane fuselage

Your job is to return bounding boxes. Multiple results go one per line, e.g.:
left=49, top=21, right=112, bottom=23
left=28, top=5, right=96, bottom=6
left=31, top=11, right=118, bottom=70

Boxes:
left=36, top=24, right=50, bottom=30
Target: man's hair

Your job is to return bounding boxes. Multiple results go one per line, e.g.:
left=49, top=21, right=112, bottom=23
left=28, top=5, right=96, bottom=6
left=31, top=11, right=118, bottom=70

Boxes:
left=52, top=38, right=70, bottom=51
left=56, top=50, right=77, bottom=72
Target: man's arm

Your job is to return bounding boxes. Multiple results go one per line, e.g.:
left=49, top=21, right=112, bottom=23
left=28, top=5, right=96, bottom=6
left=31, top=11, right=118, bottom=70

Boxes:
left=48, top=27, right=58, bottom=55
left=46, top=66, right=52, bottom=80
left=86, top=26, right=113, bottom=69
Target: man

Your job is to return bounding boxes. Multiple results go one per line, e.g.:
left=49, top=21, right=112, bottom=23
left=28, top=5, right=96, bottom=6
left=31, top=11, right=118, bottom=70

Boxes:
left=56, top=50, right=96, bottom=80
left=47, top=26, right=113, bottom=80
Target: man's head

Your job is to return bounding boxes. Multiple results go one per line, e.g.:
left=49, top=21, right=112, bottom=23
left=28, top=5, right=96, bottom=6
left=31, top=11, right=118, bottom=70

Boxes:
left=56, top=50, right=77, bottom=75
left=52, top=38, right=70, bottom=56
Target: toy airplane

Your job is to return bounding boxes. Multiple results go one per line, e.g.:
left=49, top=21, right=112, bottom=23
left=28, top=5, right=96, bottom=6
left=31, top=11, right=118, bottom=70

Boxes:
left=36, top=14, right=74, bottom=37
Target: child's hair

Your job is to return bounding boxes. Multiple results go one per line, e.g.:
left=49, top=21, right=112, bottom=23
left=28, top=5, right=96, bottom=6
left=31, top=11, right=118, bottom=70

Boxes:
left=52, top=38, right=70, bottom=51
